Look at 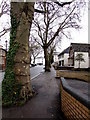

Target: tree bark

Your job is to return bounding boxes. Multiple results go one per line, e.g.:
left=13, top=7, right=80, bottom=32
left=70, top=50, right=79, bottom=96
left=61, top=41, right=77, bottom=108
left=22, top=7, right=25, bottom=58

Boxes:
left=11, top=2, right=35, bottom=99
left=33, top=57, right=35, bottom=64
left=49, top=50, right=53, bottom=68
left=44, top=47, right=50, bottom=72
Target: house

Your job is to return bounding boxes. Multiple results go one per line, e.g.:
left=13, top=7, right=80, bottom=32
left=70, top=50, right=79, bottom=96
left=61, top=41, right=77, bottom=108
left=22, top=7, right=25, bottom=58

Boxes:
left=0, top=45, right=7, bottom=70
left=68, top=43, right=90, bottom=68
left=53, top=51, right=59, bottom=63
left=35, top=56, right=45, bottom=65
left=58, top=47, right=70, bottom=66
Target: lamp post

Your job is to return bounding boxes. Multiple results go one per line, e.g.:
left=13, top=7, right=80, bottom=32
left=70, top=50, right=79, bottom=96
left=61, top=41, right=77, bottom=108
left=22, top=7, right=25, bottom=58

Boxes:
left=5, top=40, right=7, bottom=67
left=5, top=40, right=7, bottom=52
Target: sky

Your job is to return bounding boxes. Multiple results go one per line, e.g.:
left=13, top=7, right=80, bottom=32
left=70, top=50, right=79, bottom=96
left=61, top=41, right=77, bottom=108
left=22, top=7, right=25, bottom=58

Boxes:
left=0, top=0, right=10, bottom=49
left=0, top=0, right=88, bottom=53
left=59, top=7, right=88, bottom=52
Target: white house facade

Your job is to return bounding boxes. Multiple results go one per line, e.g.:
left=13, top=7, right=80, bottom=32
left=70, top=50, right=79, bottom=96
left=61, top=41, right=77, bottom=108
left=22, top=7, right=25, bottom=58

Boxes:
left=58, top=47, right=70, bottom=66
left=58, top=43, right=90, bottom=68
left=53, top=51, right=59, bottom=63
left=68, top=43, right=90, bottom=68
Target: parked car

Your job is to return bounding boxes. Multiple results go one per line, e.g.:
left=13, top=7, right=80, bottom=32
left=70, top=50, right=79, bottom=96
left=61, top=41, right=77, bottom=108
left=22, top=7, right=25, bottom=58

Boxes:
left=37, top=63, right=43, bottom=65
left=31, top=64, right=37, bottom=67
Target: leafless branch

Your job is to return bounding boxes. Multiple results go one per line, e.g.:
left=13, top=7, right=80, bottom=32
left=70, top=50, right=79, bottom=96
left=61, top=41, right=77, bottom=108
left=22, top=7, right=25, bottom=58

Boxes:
left=47, top=6, right=76, bottom=47
left=35, top=9, right=45, bottom=13
left=0, top=28, right=10, bottom=37
left=54, top=0, right=74, bottom=7
left=30, top=34, right=43, bottom=47
left=0, top=0, right=10, bottom=17
left=61, top=31, right=71, bottom=39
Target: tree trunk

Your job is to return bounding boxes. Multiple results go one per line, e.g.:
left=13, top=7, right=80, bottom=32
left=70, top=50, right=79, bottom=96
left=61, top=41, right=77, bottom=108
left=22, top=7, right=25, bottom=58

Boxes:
left=12, top=2, right=35, bottom=99
left=33, top=57, right=35, bottom=64
left=44, top=47, right=50, bottom=72
left=49, top=49, right=54, bottom=68
left=79, top=60, right=80, bottom=68
left=49, top=54, right=51, bottom=68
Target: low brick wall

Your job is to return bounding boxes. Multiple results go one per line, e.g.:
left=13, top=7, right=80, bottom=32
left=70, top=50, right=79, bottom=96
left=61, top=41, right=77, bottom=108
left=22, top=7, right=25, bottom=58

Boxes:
left=60, top=77, right=90, bottom=120
left=56, top=70, right=89, bottom=82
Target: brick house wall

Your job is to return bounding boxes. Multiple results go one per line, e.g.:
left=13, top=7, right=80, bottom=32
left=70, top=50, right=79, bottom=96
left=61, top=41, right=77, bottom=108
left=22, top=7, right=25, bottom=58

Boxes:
left=0, top=48, right=6, bottom=70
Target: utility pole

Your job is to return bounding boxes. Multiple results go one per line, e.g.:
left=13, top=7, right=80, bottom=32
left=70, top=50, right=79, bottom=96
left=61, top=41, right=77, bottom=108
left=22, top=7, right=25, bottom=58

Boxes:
left=5, top=40, right=7, bottom=67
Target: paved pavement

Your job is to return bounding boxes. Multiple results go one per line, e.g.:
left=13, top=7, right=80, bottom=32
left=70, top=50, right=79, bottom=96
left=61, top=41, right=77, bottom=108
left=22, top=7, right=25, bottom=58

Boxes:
left=2, top=67, right=66, bottom=119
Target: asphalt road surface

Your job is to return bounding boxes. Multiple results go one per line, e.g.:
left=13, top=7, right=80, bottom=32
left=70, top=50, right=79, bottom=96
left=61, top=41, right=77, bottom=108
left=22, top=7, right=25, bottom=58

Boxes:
left=30, top=65, right=44, bottom=79
left=0, top=72, right=4, bottom=86
left=0, top=65, right=44, bottom=86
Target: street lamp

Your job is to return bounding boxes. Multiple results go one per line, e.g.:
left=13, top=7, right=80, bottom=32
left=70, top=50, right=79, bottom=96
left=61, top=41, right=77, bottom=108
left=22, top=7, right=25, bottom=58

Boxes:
left=5, top=40, right=7, bottom=52
left=5, top=40, right=7, bottom=67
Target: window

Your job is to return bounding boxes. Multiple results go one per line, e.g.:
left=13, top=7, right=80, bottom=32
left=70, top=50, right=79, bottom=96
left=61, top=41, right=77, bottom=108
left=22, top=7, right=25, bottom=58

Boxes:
left=59, top=61, right=61, bottom=66
left=62, top=60, right=64, bottom=66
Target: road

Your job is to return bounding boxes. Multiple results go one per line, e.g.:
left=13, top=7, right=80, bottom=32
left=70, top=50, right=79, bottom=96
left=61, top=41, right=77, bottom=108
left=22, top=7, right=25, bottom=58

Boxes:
left=0, top=72, right=4, bottom=86
left=0, top=65, right=44, bottom=85
left=30, top=65, right=44, bottom=79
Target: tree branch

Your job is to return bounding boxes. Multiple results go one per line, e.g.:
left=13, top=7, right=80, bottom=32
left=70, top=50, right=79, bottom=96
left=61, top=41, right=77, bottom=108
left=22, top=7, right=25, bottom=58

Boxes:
left=31, top=35, right=43, bottom=47
left=34, top=21, right=44, bottom=44
left=35, top=9, right=46, bottom=13
left=47, top=6, right=76, bottom=47
left=0, top=28, right=10, bottom=37
left=54, top=0, right=74, bottom=7
left=0, top=0, right=10, bottom=17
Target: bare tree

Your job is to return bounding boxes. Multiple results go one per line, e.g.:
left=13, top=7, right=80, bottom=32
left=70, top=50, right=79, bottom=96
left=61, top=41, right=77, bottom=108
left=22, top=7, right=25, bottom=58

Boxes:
left=29, top=37, right=42, bottom=64
left=31, top=1, right=85, bottom=71
left=2, top=0, right=86, bottom=106
left=0, top=0, right=10, bottom=37
left=75, top=53, right=85, bottom=68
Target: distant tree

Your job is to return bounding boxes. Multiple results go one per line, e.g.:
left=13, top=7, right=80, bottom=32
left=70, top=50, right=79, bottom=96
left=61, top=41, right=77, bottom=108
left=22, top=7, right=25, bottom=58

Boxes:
left=29, top=38, right=42, bottom=64
left=75, top=53, right=85, bottom=68
left=0, top=0, right=10, bottom=37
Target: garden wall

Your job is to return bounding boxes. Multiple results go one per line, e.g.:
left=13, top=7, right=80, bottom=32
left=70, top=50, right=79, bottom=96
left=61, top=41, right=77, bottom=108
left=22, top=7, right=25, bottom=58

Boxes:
left=60, top=77, right=90, bottom=120
left=56, top=70, right=89, bottom=82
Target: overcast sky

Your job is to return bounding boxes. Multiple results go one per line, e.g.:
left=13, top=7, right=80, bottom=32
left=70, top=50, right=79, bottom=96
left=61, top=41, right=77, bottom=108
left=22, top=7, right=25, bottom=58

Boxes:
left=59, top=6, right=88, bottom=52
left=0, top=1, right=88, bottom=53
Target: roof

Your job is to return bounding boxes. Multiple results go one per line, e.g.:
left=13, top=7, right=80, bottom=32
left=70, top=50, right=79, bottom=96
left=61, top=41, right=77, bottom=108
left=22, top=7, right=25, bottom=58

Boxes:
left=53, top=51, right=59, bottom=55
left=70, top=43, right=90, bottom=52
left=58, top=47, right=70, bottom=56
